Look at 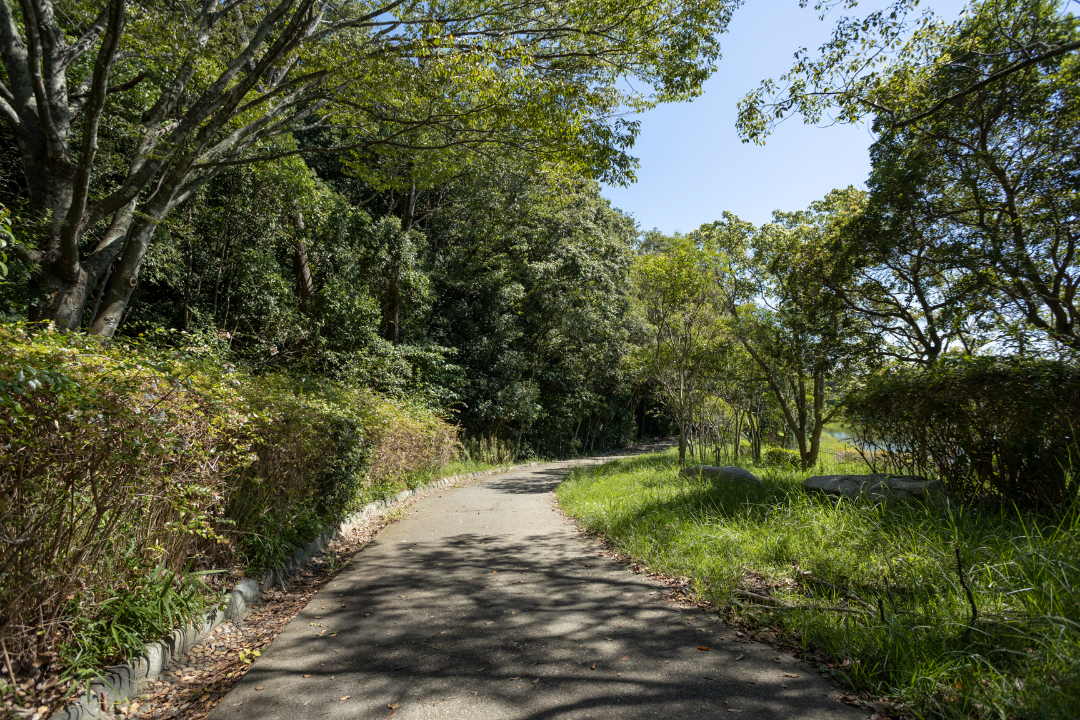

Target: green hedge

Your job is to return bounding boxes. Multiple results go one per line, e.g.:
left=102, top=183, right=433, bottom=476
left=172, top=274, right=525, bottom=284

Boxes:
left=843, top=356, right=1080, bottom=506
left=0, top=324, right=457, bottom=679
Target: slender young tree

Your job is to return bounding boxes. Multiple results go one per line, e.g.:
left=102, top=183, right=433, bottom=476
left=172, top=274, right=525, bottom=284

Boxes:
left=632, top=234, right=732, bottom=466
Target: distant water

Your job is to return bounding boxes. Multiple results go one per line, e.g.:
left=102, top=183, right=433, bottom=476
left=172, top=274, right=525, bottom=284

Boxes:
left=823, top=425, right=856, bottom=442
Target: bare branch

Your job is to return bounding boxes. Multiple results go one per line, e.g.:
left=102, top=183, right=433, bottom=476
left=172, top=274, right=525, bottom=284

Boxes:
left=71, top=69, right=147, bottom=98
left=60, top=2, right=109, bottom=68
left=0, top=91, right=18, bottom=127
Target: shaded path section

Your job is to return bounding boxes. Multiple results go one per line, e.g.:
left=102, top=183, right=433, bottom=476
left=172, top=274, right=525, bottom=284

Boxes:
left=209, top=451, right=864, bottom=720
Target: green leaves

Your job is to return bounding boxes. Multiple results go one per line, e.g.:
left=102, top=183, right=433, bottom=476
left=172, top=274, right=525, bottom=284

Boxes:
left=844, top=355, right=1080, bottom=506
left=631, top=231, right=736, bottom=464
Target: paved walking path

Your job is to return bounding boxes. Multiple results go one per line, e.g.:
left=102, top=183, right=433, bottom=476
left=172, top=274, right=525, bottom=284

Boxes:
left=209, top=451, right=864, bottom=720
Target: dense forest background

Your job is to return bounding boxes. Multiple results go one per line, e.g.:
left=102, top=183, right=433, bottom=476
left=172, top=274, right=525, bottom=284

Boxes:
left=0, top=0, right=1075, bottom=472
left=1, top=122, right=672, bottom=457
left=1, top=0, right=1077, bottom=464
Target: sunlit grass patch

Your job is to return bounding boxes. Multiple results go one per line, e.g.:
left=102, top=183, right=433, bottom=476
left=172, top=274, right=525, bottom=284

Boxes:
left=557, top=449, right=1080, bottom=719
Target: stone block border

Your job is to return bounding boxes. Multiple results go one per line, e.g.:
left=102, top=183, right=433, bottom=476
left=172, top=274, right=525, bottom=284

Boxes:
left=49, top=461, right=541, bottom=720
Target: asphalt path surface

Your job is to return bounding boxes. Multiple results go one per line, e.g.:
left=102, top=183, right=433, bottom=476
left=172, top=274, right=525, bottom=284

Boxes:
left=209, top=450, right=865, bottom=720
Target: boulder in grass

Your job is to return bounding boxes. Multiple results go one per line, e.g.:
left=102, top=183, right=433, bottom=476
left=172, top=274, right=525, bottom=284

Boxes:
left=803, top=474, right=946, bottom=503
left=679, top=465, right=762, bottom=486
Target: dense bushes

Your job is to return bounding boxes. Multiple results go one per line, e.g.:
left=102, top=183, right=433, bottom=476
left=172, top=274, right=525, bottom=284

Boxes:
left=844, top=357, right=1080, bottom=506
left=0, top=324, right=457, bottom=678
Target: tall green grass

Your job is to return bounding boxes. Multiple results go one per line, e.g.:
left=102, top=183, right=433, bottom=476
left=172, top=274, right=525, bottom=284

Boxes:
left=557, top=449, right=1080, bottom=719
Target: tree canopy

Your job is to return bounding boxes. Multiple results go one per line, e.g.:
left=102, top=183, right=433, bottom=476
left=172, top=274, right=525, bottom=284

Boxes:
left=1, top=0, right=738, bottom=333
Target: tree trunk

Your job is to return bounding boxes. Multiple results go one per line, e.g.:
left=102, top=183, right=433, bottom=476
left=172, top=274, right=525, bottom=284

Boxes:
left=29, top=262, right=93, bottom=329
left=802, top=373, right=828, bottom=469
left=89, top=217, right=157, bottom=335
left=677, top=413, right=687, bottom=467
left=385, top=181, right=417, bottom=345
left=293, top=212, right=314, bottom=310
left=733, top=410, right=741, bottom=462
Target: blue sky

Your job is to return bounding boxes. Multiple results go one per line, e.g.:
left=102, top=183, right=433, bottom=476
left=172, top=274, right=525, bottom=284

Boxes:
left=601, top=0, right=966, bottom=233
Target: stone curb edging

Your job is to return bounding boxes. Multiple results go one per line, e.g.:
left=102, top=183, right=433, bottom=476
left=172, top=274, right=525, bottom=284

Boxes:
left=48, top=460, right=542, bottom=720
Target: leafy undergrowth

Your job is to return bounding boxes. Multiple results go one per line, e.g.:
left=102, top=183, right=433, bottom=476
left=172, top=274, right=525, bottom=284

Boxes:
left=556, top=448, right=1080, bottom=719
left=0, top=443, right=516, bottom=720
left=0, top=323, right=462, bottom=707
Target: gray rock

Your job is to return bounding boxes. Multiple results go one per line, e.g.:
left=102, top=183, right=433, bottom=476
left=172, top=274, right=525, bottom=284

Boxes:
left=678, top=465, right=762, bottom=486
left=803, top=474, right=945, bottom=503
left=224, top=589, right=247, bottom=620
left=234, top=578, right=260, bottom=604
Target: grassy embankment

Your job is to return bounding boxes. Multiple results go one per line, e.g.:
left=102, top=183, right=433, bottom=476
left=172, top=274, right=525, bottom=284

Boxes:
left=557, top=447, right=1080, bottom=719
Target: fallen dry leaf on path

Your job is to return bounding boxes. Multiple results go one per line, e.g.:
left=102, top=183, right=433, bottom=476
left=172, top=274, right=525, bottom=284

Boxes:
left=697, top=646, right=710, bottom=651
left=388, top=703, right=400, bottom=709
left=832, top=693, right=863, bottom=707
left=340, top=695, right=350, bottom=701
left=734, top=655, right=744, bottom=661
left=784, top=673, right=800, bottom=678
left=620, top=655, right=629, bottom=661
left=254, top=686, right=265, bottom=691
left=590, top=662, right=596, bottom=670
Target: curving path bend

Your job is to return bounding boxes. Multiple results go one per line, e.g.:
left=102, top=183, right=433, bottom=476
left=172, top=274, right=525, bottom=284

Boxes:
left=208, top=450, right=865, bottom=720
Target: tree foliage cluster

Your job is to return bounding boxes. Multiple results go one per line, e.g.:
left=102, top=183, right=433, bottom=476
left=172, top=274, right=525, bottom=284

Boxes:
left=633, top=189, right=880, bottom=470
left=634, top=0, right=1079, bottom=500
left=0, top=0, right=733, bottom=457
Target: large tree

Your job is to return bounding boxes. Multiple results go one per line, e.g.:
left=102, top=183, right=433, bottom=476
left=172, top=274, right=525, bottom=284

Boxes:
left=817, top=176, right=997, bottom=365
left=733, top=189, right=879, bottom=469
left=632, top=230, right=739, bottom=466
left=1, top=0, right=736, bottom=334
left=738, top=0, right=1080, bottom=353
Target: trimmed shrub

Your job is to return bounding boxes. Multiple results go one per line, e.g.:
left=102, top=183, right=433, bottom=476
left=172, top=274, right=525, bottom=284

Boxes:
left=0, top=323, right=457, bottom=678
left=843, top=356, right=1080, bottom=506
left=762, top=446, right=801, bottom=468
